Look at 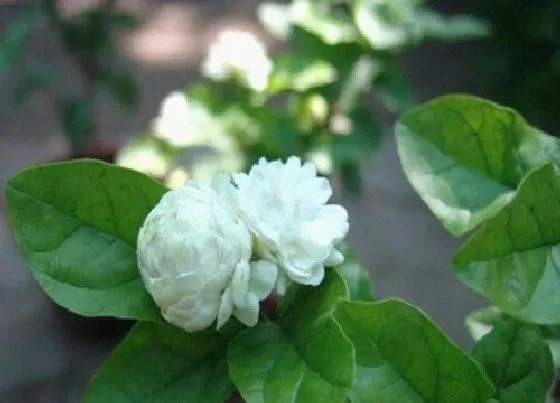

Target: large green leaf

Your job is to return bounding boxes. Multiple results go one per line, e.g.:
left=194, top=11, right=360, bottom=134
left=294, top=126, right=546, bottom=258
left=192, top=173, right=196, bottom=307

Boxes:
left=454, top=164, right=560, bottom=324
left=395, top=94, right=560, bottom=236
left=472, top=320, right=554, bottom=403
left=335, top=299, right=495, bottom=403
left=83, top=320, right=236, bottom=402
left=227, top=270, right=355, bottom=403
left=4, top=160, right=165, bottom=321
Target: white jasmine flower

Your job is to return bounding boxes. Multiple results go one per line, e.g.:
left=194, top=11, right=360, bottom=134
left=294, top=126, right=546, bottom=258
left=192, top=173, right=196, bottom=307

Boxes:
left=202, top=30, right=272, bottom=92
left=234, top=157, right=349, bottom=291
left=152, top=91, right=219, bottom=148
left=137, top=176, right=276, bottom=332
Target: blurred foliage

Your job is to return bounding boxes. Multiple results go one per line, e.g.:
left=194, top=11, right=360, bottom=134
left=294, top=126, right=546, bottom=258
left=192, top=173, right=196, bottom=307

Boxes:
left=471, top=0, right=560, bottom=135
left=0, top=1, right=140, bottom=150
left=117, top=0, right=487, bottom=194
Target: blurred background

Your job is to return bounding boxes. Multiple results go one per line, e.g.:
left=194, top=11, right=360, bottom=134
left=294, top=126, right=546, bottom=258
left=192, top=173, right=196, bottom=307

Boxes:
left=1, top=0, right=559, bottom=401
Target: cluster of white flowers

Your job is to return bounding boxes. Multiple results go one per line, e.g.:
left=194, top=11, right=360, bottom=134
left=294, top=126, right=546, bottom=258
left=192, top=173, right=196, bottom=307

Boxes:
left=201, top=30, right=273, bottom=92
left=137, top=157, right=349, bottom=333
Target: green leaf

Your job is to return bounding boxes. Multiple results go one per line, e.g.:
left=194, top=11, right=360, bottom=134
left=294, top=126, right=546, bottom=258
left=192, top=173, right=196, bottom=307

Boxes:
left=418, top=12, right=490, bottom=42
left=4, top=160, right=165, bottom=321
left=395, top=94, right=560, bottom=236
left=107, top=11, right=141, bottom=31
left=101, top=69, right=139, bottom=112
left=268, top=55, right=337, bottom=93
left=0, top=7, right=36, bottom=77
left=373, top=58, right=415, bottom=113
left=472, top=320, right=554, bottom=403
left=60, top=97, right=95, bottom=149
left=83, top=320, right=237, bottom=402
left=336, top=246, right=373, bottom=301
left=335, top=299, right=495, bottom=403
left=228, top=270, right=355, bottom=403
left=454, top=164, right=560, bottom=324
left=292, top=0, right=359, bottom=45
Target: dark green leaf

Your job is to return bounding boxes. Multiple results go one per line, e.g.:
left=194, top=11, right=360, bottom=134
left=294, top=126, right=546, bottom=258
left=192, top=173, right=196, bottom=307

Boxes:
left=107, top=11, right=141, bottom=31
left=339, top=162, right=363, bottom=195
left=395, top=94, right=560, bottom=236
left=0, top=7, right=36, bottom=77
left=4, top=160, right=165, bottom=321
left=472, top=320, right=554, bottom=403
left=264, top=115, right=298, bottom=158
left=101, top=69, right=139, bottom=112
left=335, top=299, right=495, bottom=402
left=60, top=97, right=95, bottom=149
left=454, top=164, right=560, bottom=324
left=228, top=270, right=355, bottom=403
left=83, top=320, right=237, bottom=402
left=374, top=58, right=415, bottom=113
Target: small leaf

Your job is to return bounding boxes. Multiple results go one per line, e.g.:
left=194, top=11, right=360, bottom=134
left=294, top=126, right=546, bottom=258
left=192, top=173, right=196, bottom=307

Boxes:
left=395, top=94, right=560, bottom=236
left=336, top=245, right=373, bottom=301
left=335, top=299, right=495, bottom=403
left=374, top=58, right=415, bottom=113
left=107, top=11, right=141, bottom=31
left=83, top=320, right=237, bottom=402
left=268, top=55, right=337, bottom=93
left=4, top=160, right=165, bottom=321
left=418, top=12, right=490, bottom=42
left=228, top=270, right=355, bottom=403
left=472, top=320, right=554, bottom=403
left=101, top=69, right=139, bottom=112
left=0, top=7, right=36, bottom=77
left=454, top=164, right=560, bottom=324
left=60, top=97, right=95, bottom=149
left=292, top=0, right=359, bottom=45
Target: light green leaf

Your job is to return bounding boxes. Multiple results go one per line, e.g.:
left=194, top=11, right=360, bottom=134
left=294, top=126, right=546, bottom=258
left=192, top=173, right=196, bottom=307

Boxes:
left=5, top=160, right=165, bottom=321
left=292, top=0, right=359, bottom=45
left=227, top=270, right=355, bottom=403
left=335, top=299, right=495, bottom=403
left=336, top=245, right=374, bottom=301
left=354, top=0, right=411, bottom=49
left=83, top=320, right=236, bottom=402
left=418, top=12, right=490, bottom=41
left=395, top=94, right=560, bottom=236
left=454, top=164, right=560, bottom=324
left=472, top=320, right=554, bottom=403
left=268, top=55, right=337, bottom=93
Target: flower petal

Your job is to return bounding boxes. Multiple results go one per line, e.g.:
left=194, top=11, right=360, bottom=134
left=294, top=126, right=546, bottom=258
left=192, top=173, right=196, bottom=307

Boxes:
left=232, top=261, right=250, bottom=307
left=217, top=284, right=234, bottom=330
left=233, top=293, right=260, bottom=327
left=249, top=260, right=278, bottom=300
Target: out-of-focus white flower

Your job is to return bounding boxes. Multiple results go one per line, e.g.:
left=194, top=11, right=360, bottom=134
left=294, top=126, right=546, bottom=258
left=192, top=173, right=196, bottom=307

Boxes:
left=137, top=176, right=277, bottom=332
left=233, top=157, right=349, bottom=292
left=116, top=138, right=170, bottom=178
left=202, top=30, right=273, bottom=92
left=152, top=91, right=219, bottom=148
